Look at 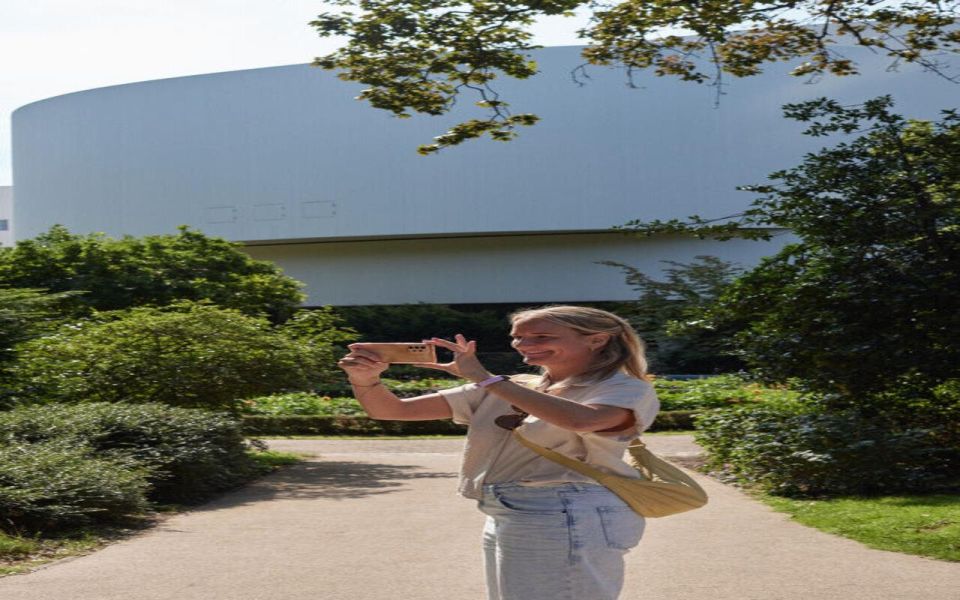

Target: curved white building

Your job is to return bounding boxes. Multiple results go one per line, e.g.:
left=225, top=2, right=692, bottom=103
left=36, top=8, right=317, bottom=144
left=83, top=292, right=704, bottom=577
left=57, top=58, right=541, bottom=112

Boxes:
left=0, top=186, right=12, bottom=247
left=11, top=46, right=958, bottom=305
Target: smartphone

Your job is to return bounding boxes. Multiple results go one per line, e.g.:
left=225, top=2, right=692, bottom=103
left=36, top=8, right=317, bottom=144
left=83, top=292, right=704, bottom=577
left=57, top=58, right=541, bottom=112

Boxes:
left=356, top=343, right=437, bottom=364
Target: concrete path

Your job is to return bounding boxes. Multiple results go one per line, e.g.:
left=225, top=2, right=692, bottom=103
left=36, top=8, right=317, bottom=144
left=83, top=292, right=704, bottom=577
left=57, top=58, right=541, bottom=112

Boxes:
left=1, top=436, right=958, bottom=599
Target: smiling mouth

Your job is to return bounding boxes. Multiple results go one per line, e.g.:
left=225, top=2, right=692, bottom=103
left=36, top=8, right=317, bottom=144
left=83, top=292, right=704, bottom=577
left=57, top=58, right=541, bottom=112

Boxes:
left=521, top=351, right=552, bottom=359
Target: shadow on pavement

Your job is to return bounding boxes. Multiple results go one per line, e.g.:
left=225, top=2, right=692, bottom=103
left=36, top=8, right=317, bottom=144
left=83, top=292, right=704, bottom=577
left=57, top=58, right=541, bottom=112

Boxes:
left=186, top=460, right=457, bottom=513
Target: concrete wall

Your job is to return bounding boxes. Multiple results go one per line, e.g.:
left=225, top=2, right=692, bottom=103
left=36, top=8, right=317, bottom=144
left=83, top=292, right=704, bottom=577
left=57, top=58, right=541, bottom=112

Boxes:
left=245, top=231, right=791, bottom=306
left=13, top=45, right=958, bottom=245
left=10, top=44, right=956, bottom=304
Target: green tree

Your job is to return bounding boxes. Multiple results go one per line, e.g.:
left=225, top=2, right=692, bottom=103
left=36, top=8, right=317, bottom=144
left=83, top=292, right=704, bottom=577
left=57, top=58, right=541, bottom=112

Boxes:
left=0, top=288, right=75, bottom=368
left=11, top=302, right=353, bottom=413
left=0, top=287, right=78, bottom=407
left=311, top=0, right=959, bottom=153
left=0, top=226, right=305, bottom=322
left=624, top=96, right=960, bottom=411
left=601, top=256, right=745, bottom=373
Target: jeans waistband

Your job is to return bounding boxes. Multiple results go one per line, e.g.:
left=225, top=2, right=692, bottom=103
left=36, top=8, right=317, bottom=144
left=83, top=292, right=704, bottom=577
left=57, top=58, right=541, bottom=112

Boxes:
left=482, top=481, right=607, bottom=495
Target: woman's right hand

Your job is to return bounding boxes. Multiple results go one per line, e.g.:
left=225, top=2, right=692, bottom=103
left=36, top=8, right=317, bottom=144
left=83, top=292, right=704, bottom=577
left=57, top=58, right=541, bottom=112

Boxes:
left=337, top=344, right=389, bottom=384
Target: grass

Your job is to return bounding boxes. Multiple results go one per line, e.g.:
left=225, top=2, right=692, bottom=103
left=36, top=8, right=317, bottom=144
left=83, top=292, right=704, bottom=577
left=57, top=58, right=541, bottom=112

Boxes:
left=0, top=449, right=303, bottom=578
left=247, top=450, right=302, bottom=468
left=0, top=521, right=152, bottom=577
left=754, top=491, right=960, bottom=562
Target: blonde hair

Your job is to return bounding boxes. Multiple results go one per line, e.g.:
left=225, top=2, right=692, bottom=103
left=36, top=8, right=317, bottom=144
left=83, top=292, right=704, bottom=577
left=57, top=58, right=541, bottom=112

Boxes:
left=509, top=305, right=651, bottom=383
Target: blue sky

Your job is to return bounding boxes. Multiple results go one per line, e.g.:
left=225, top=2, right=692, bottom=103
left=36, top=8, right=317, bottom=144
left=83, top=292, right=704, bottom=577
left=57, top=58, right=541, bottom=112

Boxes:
left=0, top=1, right=591, bottom=186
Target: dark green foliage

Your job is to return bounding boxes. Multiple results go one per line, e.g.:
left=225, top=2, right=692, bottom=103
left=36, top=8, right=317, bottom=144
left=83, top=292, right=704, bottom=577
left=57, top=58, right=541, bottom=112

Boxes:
left=245, top=377, right=468, bottom=415
left=695, top=402, right=960, bottom=497
left=241, top=414, right=468, bottom=436
left=0, top=287, right=78, bottom=408
left=276, top=306, right=360, bottom=375
left=647, top=411, right=697, bottom=432
left=242, top=374, right=757, bottom=433
left=626, top=97, right=960, bottom=400
left=241, top=393, right=366, bottom=417
left=0, top=442, right=151, bottom=531
left=0, top=226, right=304, bottom=322
left=242, top=375, right=776, bottom=432
left=311, top=1, right=958, bottom=152
left=654, top=374, right=799, bottom=411
left=12, top=302, right=347, bottom=412
left=627, top=98, right=960, bottom=496
left=335, top=303, right=509, bottom=348
left=0, top=288, right=75, bottom=364
left=602, top=256, right=745, bottom=373
left=0, top=403, right=262, bottom=507
left=314, top=375, right=473, bottom=399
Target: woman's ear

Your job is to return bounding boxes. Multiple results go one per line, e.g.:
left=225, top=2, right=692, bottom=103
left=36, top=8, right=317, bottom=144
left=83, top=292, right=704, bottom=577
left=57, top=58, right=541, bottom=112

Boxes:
left=589, top=333, right=612, bottom=351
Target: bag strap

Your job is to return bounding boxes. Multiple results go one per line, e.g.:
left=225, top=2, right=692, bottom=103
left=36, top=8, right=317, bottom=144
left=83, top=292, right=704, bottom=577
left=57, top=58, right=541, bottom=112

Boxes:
left=512, top=430, right=622, bottom=485
left=514, top=431, right=707, bottom=502
left=625, top=439, right=708, bottom=498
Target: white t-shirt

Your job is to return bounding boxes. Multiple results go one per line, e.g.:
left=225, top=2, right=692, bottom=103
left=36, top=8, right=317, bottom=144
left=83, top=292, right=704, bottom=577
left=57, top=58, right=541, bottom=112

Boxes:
left=438, top=371, right=660, bottom=500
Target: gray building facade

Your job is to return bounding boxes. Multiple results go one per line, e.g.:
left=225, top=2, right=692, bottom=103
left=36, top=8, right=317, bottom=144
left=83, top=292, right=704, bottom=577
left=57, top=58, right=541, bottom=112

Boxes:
left=11, top=45, right=958, bottom=305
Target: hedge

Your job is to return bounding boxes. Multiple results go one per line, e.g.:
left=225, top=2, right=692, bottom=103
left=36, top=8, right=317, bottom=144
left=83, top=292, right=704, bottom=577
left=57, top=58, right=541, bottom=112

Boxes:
left=0, top=402, right=263, bottom=506
left=241, top=410, right=697, bottom=436
left=0, top=441, right=151, bottom=531
left=695, top=404, right=960, bottom=497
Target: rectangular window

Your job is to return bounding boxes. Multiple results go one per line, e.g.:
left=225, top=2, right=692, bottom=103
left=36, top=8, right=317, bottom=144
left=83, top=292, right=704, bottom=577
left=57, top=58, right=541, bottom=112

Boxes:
left=0, top=220, right=8, bottom=231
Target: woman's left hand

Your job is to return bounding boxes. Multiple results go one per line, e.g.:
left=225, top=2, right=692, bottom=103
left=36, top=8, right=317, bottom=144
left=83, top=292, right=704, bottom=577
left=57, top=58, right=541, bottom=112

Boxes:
left=412, top=334, right=492, bottom=382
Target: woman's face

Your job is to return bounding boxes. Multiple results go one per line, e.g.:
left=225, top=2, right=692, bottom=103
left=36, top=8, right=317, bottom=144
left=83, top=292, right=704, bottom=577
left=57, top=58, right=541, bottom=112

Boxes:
left=509, top=318, right=608, bottom=375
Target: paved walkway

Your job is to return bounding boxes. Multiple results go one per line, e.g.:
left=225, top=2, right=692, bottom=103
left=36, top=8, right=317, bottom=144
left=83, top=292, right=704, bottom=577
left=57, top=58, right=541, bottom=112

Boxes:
left=1, top=436, right=958, bottom=599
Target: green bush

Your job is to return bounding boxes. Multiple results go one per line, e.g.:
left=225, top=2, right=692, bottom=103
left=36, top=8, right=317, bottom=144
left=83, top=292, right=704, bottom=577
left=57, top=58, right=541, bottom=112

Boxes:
left=653, top=374, right=799, bottom=411
left=695, top=403, right=960, bottom=497
left=241, top=414, right=469, bottom=436
left=603, top=256, right=747, bottom=374
left=0, top=225, right=305, bottom=322
left=0, top=441, right=150, bottom=531
left=314, top=376, right=467, bottom=399
left=649, top=411, right=697, bottom=431
left=0, top=403, right=262, bottom=505
left=11, top=302, right=344, bottom=412
left=333, top=304, right=511, bottom=350
left=241, top=410, right=696, bottom=435
left=251, top=377, right=722, bottom=432
left=241, top=393, right=365, bottom=417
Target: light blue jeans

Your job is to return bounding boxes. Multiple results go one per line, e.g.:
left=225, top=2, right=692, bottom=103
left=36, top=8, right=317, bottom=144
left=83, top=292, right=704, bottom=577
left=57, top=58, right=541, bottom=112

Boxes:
left=478, top=482, right=646, bottom=600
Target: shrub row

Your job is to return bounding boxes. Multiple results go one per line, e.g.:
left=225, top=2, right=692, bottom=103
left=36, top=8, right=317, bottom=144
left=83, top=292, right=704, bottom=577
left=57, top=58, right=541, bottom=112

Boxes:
left=695, top=404, right=960, bottom=497
left=242, top=415, right=468, bottom=436
left=240, top=410, right=697, bottom=436
left=653, top=374, right=799, bottom=411
left=0, top=442, right=151, bottom=530
left=0, top=403, right=264, bottom=532
left=312, top=376, right=467, bottom=399
left=9, top=302, right=346, bottom=413
left=254, top=374, right=777, bottom=417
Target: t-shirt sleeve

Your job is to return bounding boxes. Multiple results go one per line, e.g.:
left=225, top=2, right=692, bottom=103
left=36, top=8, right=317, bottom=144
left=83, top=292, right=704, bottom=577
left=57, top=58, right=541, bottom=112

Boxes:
left=581, top=379, right=660, bottom=433
left=437, top=383, right=488, bottom=425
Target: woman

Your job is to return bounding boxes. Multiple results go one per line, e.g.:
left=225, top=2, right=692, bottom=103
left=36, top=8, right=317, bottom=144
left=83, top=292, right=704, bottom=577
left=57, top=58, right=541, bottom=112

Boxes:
left=337, top=305, right=660, bottom=600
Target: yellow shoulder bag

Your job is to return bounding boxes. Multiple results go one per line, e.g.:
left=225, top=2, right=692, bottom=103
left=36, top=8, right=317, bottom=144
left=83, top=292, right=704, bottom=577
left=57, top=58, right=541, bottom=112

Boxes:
left=513, top=431, right=709, bottom=518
